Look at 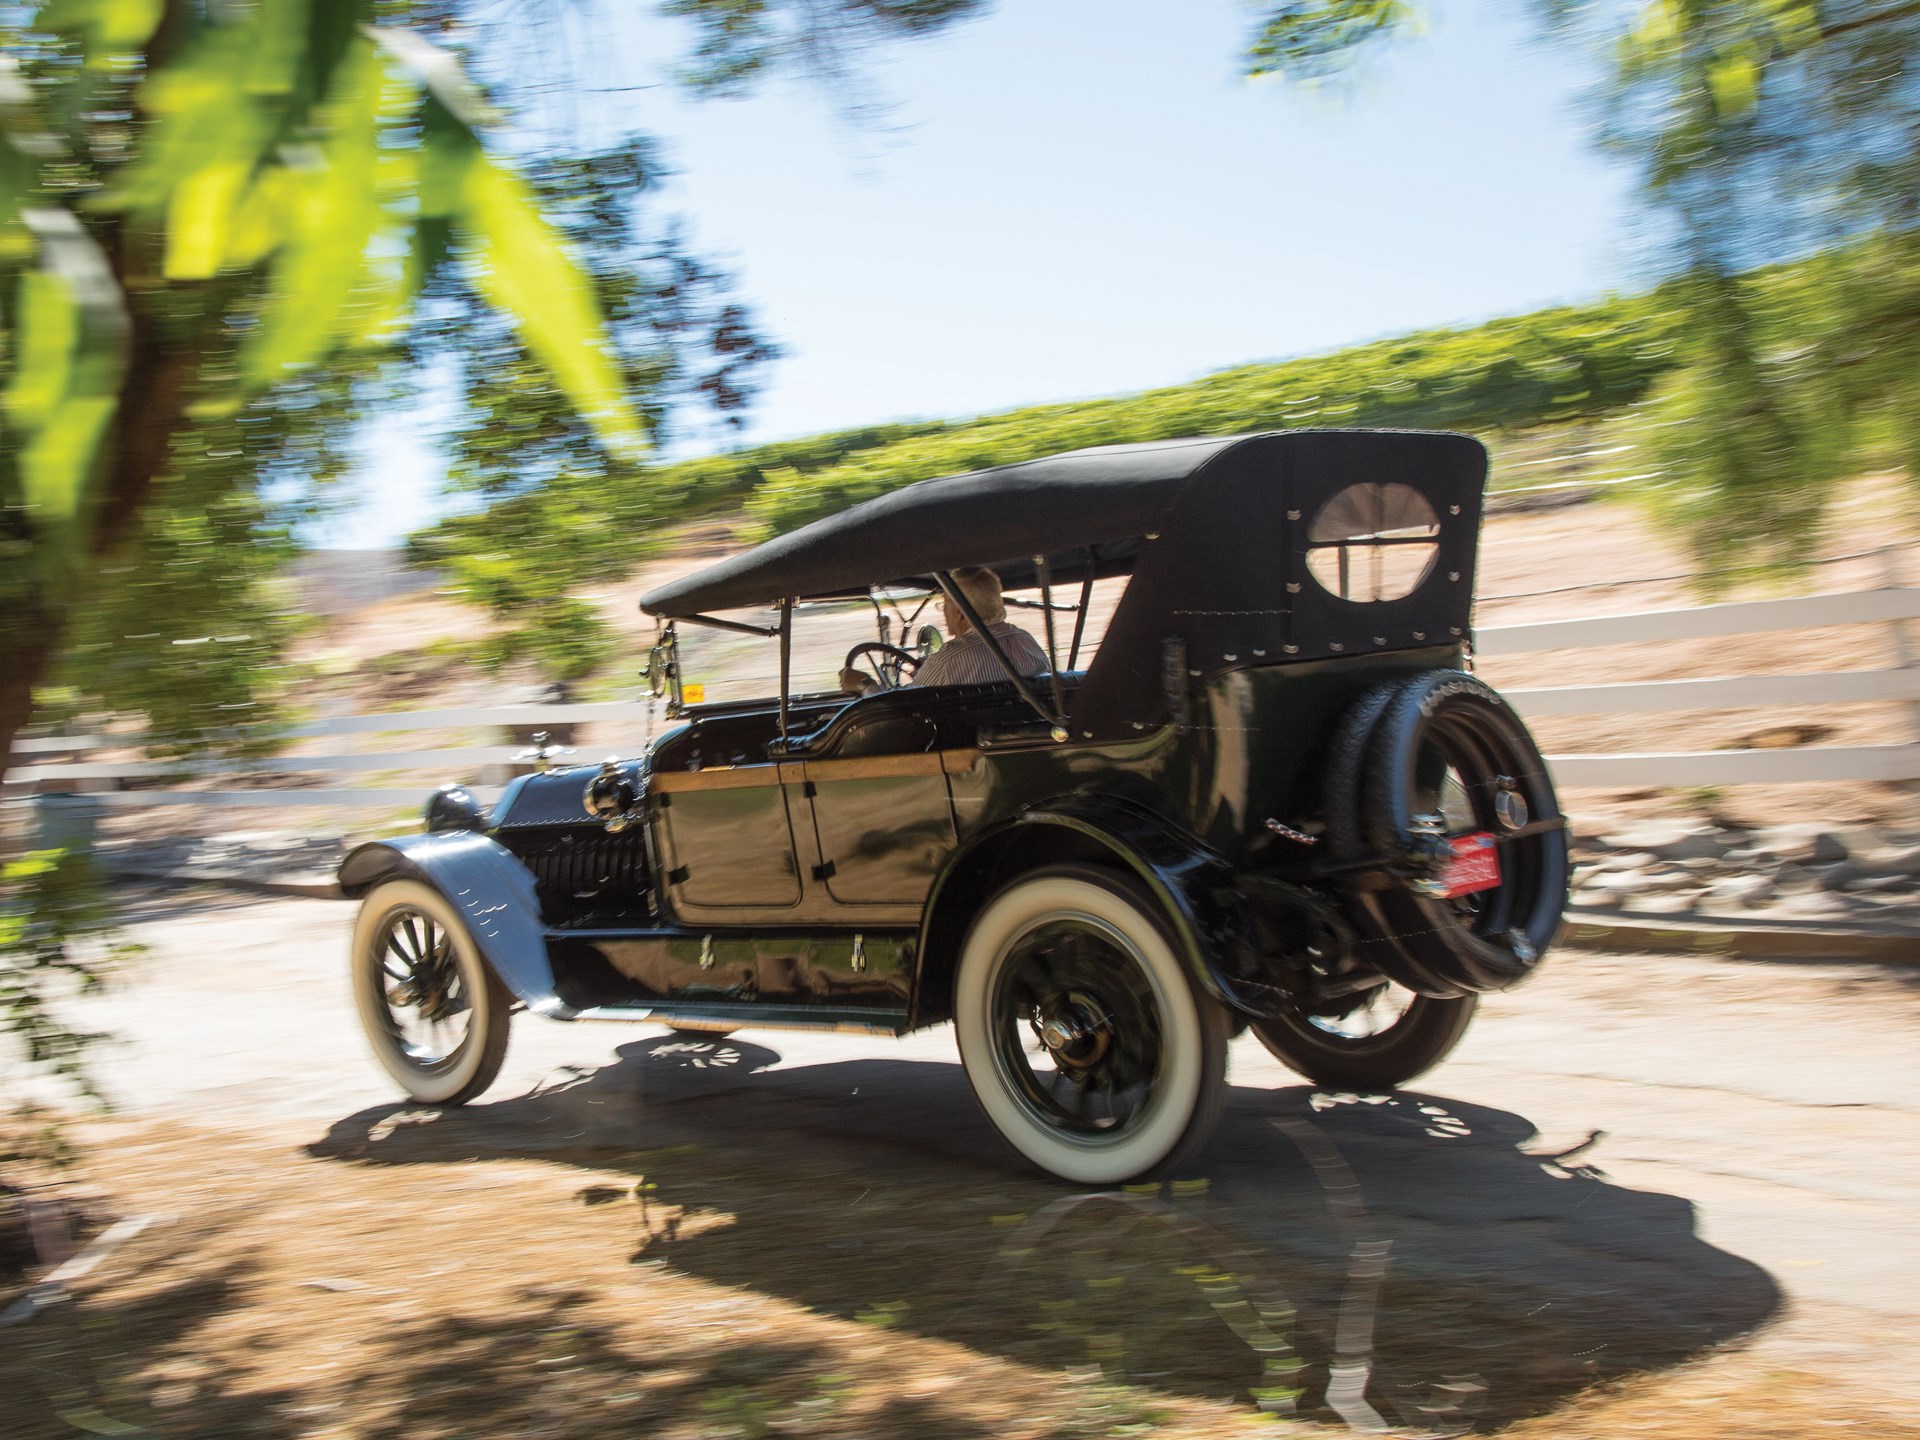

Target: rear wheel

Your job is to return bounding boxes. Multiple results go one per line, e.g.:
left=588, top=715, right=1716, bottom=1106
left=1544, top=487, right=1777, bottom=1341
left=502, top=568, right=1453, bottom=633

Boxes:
left=1251, top=983, right=1477, bottom=1089
left=954, top=866, right=1230, bottom=1185
left=1327, top=672, right=1568, bottom=997
left=351, top=880, right=511, bottom=1105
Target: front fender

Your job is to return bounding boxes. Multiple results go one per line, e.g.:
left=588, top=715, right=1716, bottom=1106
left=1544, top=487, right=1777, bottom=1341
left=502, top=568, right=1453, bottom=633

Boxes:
left=337, top=832, right=569, bottom=1018
left=920, top=794, right=1263, bottom=1019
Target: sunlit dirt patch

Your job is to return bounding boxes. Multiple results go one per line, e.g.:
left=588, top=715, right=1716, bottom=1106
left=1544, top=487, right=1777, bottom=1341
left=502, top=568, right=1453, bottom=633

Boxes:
left=0, top=1077, right=1811, bottom=1437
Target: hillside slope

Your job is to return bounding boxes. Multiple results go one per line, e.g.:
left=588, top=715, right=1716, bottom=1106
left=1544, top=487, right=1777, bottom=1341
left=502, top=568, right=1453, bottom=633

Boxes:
left=413, top=294, right=1673, bottom=580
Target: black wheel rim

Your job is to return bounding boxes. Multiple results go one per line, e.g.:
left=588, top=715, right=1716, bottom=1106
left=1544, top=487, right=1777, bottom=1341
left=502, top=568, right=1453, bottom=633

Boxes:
left=989, top=914, right=1166, bottom=1145
left=1410, top=705, right=1554, bottom=943
left=370, top=907, right=473, bottom=1073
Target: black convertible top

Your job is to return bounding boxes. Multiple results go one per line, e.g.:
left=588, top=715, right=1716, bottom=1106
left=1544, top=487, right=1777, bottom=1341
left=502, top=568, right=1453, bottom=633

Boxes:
left=640, top=435, right=1244, bottom=617
left=642, top=429, right=1489, bottom=738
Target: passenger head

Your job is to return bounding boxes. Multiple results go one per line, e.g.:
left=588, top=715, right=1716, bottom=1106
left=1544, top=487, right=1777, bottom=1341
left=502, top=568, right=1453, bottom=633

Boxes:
left=944, top=566, right=1005, bottom=635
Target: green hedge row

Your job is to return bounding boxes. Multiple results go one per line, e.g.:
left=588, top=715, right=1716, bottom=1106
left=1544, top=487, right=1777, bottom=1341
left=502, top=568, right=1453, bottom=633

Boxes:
left=620, top=292, right=1678, bottom=540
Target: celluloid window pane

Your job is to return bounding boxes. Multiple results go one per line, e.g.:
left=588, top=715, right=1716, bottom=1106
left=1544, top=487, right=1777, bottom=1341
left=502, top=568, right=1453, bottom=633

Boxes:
left=1305, top=482, right=1441, bottom=602
left=1307, top=482, right=1439, bottom=543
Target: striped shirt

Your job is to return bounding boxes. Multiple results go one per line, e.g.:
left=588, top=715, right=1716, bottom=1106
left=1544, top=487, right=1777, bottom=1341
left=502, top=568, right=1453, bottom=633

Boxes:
left=911, top=621, right=1052, bottom=688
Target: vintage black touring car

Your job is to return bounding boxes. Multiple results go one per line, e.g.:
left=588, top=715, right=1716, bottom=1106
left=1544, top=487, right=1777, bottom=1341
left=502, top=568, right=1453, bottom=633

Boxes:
left=339, top=429, right=1569, bottom=1184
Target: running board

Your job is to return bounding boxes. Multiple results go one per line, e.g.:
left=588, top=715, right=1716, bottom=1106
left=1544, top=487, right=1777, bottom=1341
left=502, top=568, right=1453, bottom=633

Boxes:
left=566, top=1001, right=912, bottom=1037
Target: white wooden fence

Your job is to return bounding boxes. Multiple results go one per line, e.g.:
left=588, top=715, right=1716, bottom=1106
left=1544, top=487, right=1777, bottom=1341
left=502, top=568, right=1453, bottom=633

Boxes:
left=7, top=584, right=1919, bottom=807
left=1493, top=584, right=1920, bottom=787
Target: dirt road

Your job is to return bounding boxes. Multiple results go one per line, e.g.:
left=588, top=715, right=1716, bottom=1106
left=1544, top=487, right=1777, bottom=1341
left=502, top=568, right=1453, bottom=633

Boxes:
left=13, top=886, right=1920, bottom=1437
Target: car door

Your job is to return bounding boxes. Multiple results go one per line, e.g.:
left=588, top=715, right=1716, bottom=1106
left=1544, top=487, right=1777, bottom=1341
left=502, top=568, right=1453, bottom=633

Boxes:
left=653, top=762, right=805, bottom=922
left=801, top=713, right=957, bottom=914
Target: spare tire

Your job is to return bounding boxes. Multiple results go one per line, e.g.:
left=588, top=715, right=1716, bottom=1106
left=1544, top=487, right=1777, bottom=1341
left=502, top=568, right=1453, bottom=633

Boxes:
left=1325, top=671, right=1568, bottom=997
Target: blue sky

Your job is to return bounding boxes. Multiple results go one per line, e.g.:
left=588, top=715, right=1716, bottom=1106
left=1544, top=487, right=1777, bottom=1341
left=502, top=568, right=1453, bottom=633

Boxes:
left=315, top=0, right=1637, bottom=547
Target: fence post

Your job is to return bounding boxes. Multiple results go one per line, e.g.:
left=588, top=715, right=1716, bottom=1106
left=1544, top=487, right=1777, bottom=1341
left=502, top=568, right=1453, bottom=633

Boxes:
left=1882, top=546, right=1920, bottom=744
left=32, top=793, right=100, bottom=854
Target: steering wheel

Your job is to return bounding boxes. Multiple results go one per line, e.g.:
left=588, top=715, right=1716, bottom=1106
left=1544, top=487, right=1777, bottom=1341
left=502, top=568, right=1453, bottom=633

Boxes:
left=844, top=642, right=922, bottom=691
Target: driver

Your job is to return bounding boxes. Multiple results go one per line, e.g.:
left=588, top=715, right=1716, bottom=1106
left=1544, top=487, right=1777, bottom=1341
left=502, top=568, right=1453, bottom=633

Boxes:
left=840, top=566, right=1051, bottom=695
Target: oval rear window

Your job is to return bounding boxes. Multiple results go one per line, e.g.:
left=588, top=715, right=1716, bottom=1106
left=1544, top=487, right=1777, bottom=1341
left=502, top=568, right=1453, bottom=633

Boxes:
left=1304, top=483, right=1439, bottom=603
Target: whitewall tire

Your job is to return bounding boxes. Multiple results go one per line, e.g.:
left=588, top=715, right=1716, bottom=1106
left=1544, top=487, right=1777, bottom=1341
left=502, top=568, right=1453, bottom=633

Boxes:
left=351, top=879, right=512, bottom=1105
left=954, top=865, right=1229, bottom=1185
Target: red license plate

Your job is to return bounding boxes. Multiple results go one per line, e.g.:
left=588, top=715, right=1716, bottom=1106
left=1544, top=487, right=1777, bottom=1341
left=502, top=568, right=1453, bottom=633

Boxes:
left=1439, top=832, right=1501, bottom=898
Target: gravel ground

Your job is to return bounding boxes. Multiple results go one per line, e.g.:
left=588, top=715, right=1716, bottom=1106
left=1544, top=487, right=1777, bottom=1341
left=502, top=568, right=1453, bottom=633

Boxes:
left=4, top=886, right=1919, bottom=1437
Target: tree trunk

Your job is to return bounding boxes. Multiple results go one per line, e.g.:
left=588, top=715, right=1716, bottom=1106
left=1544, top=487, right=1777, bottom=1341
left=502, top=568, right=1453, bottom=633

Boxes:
left=0, top=292, right=192, bottom=780
left=0, top=613, right=62, bottom=801
left=0, top=0, right=196, bottom=783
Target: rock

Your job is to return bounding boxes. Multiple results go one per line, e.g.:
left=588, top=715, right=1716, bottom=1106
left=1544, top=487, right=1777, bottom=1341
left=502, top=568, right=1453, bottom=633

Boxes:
left=1586, top=871, right=1657, bottom=898
left=1807, top=833, right=1850, bottom=865
left=1845, top=874, right=1918, bottom=895
left=1585, top=851, right=1659, bottom=875
left=1856, top=844, right=1920, bottom=880
left=1703, top=873, right=1775, bottom=907
left=1640, top=867, right=1706, bottom=893
left=1623, top=892, right=1699, bottom=915
left=1831, top=890, right=1905, bottom=917
left=1770, top=891, right=1850, bottom=920
left=1752, top=824, right=1856, bottom=866
left=1812, top=861, right=1862, bottom=893
left=1596, top=822, right=1732, bottom=863
left=1769, top=863, right=1817, bottom=894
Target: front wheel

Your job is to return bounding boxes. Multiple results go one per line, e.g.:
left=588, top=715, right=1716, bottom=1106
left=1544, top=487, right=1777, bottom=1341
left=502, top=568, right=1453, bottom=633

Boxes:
left=954, top=866, right=1230, bottom=1185
left=351, top=880, right=512, bottom=1105
left=1251, top=983, right=1476, bottom=1090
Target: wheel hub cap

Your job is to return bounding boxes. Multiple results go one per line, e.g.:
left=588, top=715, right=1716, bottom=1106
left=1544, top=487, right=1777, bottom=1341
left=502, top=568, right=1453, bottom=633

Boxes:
left=1038, top=1000, right=1109, bottom=1067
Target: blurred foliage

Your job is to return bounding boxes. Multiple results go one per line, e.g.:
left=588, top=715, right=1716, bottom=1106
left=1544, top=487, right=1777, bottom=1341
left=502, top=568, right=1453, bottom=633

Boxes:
left=408, top=138, right=779, bottom=682
left=400, top=0, right=999, bottom=675
left=1595, top=0, right=1920, bottom=584
left=0, top=0, right=1004, bottom=761
left=1247, top=0, right=1920, bottom=582
left=1244, top=0, right=1419, bottom=81
left=0, top=849, right=135, bottom=1107
left=30, top=357, right=389, bottom=755
left=0, top=0, right=646, bottom=768
left=660, top=0, right=990, bottom=98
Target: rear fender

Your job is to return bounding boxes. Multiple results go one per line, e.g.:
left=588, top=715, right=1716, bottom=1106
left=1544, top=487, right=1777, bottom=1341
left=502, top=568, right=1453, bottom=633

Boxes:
left=915, top=795, right=1263, bottom=1025
left=338, top=832, right=569, bottom=1017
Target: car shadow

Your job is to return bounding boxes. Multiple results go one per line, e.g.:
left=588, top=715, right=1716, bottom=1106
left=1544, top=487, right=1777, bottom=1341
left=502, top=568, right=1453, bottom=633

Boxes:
left=309, top=1035, right=1783, bottom=1429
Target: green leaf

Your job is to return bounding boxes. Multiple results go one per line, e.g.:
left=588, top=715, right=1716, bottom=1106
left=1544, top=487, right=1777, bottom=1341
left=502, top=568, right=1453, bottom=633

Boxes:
left=1708, top=49, right=1761, bottom=117
left=417, top=118, right=476, bottom=219
left=457, top=155, right=646, bottom=456
left=162, top=156, right=252, bottom=280
left=109, top=26, right=273, bottom=218
left=239, top=36, right=392, bottom=384
left=38, top=0, right=164, bottom=65
left=3, top=270, right=77, bottom=431
left=20, top=394, right=116, bottom=524
left=1759, top=0, right=1822, bottom=53
left=220, top=166, right=296, bottom=268
left=246, top=0, right=313, bottom=96
left=4, top=216, right=126, bottom=531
